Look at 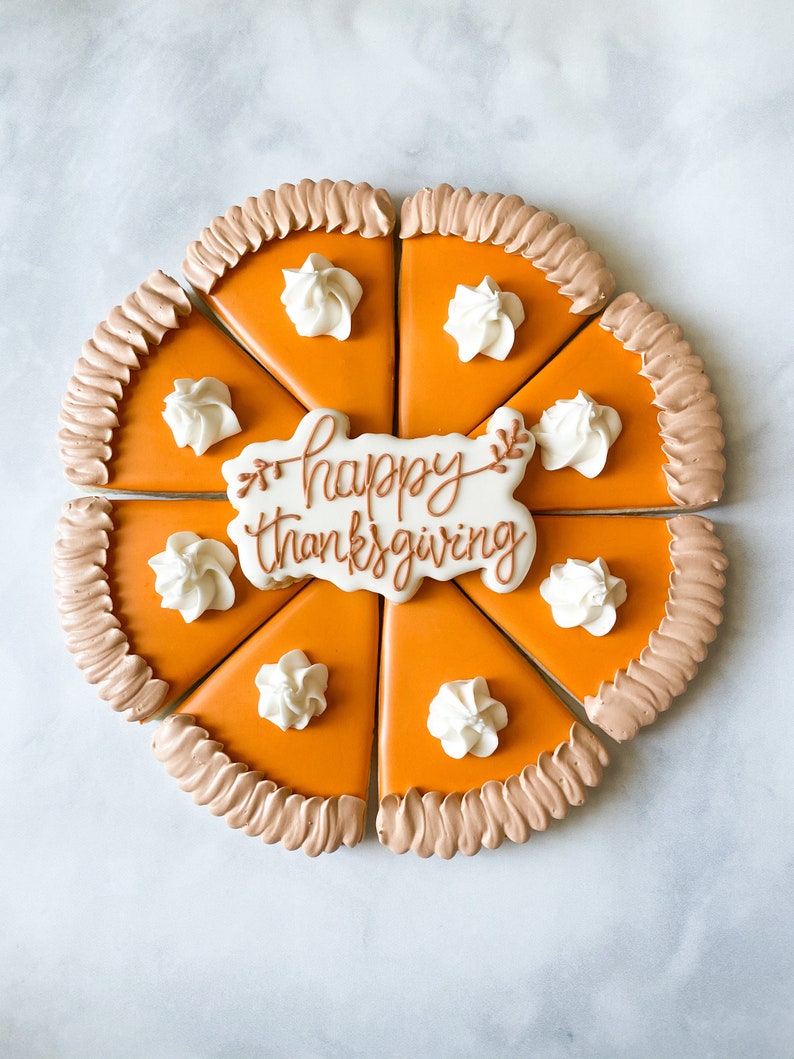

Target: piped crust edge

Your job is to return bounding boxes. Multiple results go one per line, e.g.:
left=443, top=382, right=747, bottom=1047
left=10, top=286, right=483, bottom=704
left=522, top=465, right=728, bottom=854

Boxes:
left=151, top=713, right=366, bottom=856
left=53, top=496, right=169, bottom=722
left=182, top=178, right=397, bottom=294
left=376, top=722, right=609, bottom=859
left=58, top=271, right=191, bottom=488
left=585, top=514, right=727, bottom=741
left=600, top=292, right=725, bottom=509
left=399, top=184, right=616, bottom=315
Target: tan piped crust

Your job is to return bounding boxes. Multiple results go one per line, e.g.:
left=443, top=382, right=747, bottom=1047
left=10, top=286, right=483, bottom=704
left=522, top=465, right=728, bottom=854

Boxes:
left=585, top=515, right=727, bottom=741
left=600, top=292, right=725, bottom=508
left=182, top=178, right=396, bottom=294
left=400, top=184, right=616, bottom=315
left=376, top=722, right=608, bottom=858
left=53, top=497, right=168, bottom=722
left=151, top=714, right=366, bottom=856
left=58, top=271, right=191, bottom=488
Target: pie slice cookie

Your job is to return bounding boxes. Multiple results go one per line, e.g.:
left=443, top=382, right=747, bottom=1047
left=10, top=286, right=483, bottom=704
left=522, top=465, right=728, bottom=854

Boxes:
left=58, top=271, right=307, bottom=493
left=152, top=580, right=380, bottom=856
left=469, top=293, right=725, bottom=512
left=377, top=578, right=609, bottom=857
left=455, top=514, right=727, bottom=742
left=397, top=185, right=616, bottom=438
left=182, top=179, right=397, bottom=436
left=54, top=496, right=307, bottom=722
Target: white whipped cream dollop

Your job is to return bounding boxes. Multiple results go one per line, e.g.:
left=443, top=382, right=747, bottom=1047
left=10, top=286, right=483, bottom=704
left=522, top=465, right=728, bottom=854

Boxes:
left=530, top=390, right=622, bottom=478
left=255, top=649, right=329, bottom=731
left=540, top=557, right=627, bottom=637
left=281, top=253, right=363, bottom=340
left=443, top=275, right=525, bottom=363
left=162, top=377, right=241, bottom=456
left=427, top=676, right=508, bottom=759
left=148, top=532, right=236, bottom=623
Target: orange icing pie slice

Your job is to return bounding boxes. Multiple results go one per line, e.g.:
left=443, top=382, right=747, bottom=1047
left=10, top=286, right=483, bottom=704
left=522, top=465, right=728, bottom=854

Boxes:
left=456, top=514, right=727, bottom=741
left=469, top=299, right=724, bottom=512
left=151, top=580, right=380, bottom=855
left=183, top=180, right=397, bottom=436
left=58, top=271, right=307, bottom=494
left=470, top=314, right=667, bottom=511
left=109, top=305, right=308, bottom=494
left=55, top=181, right=727, bottom=858
left=55, top=496, right=306, bottom=721
left=377, top=579, right=608, bottom=857
left=397, top=185, right=615, bottom=438
left=379, top=578, right=586, bottom=795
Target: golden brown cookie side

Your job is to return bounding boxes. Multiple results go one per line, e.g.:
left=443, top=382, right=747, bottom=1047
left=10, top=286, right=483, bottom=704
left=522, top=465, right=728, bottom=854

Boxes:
left=182, top=178, right=396, bottom=294
left=400, top=184, right=616, bottom=314
left=585, top=515, right=727, bottom=740
left=376, top=722, right=608, bottom=858
left=53, top=496, right=169, bottom=721
left=600, top=292, right=725, bottom=509
left=151, top=714, right=366, bottom=855
left=58, top=271, right=190, bottom=487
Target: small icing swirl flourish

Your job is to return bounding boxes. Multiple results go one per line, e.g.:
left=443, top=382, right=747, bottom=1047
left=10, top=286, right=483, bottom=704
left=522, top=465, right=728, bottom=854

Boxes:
left=427, top=677, right=507, bottom=758
left=281, top=253, right=362, bottom=340
left=148, top=532, right=236, bottom=623
left=540, top=557, right=627, bottom=637
left=162, top=377, right=241, bottom=455
left=530, top=390, right=622, bottom=478
left=444, top=276, right=525, bottom=362
left=255, top=649, right=329, bottom=731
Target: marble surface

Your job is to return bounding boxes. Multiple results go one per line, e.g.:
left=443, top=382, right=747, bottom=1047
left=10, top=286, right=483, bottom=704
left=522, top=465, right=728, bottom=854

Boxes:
left=3, top=1, right=793, bottom=1055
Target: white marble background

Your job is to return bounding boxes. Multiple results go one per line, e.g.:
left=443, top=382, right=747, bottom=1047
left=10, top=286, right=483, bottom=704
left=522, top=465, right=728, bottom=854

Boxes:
left=2, top=1, right=793, bottom=1056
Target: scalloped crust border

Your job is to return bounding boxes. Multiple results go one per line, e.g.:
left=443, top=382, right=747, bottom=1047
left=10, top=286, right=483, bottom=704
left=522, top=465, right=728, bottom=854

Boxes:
left=600, top=293, right=725, bottom=509
left=585, top=514, right=727, bottom=741
left=182, top=178, right=396, bottom=295
left=151, top=713, right=366, bottom=856
left=376, top=722, right=609, bottom=859
left=58, top=270, right=191, bottom=489
left=54, top=496, right=168, bottom=722
left=399, top=183, right=616, bottom=315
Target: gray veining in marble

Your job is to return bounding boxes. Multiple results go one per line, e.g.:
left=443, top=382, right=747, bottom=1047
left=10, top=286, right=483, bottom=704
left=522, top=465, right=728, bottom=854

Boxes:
left=2, top=1, right=793, bottom=1056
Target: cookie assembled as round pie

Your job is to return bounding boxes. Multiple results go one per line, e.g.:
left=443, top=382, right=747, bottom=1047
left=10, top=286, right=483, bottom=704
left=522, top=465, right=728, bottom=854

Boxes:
left=55, top=180, right=726, bottom=857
